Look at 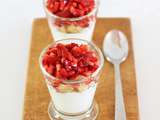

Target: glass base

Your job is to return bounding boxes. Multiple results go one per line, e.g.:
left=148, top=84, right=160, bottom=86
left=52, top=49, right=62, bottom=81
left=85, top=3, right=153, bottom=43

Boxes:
left=48, top=100, right=99, bottom=120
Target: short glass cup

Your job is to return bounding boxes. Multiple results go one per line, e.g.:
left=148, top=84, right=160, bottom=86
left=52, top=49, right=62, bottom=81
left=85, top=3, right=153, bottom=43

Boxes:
left=39, top=38, right=104, bottom=120
left=43, top=0, right=99, bottom=41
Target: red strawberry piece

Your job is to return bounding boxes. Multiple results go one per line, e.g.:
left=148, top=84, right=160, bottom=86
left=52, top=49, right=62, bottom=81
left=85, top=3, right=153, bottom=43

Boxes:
left=54, top=19, right=63, bottom=27
left=47, top=65, right=55, bottom=75
left=78, top=3, right=85, bottom=10
left=92, top=65, right=99, bottom=72
left=52, top=79, right=63, bottom=87
left=81, top=0, right=94, bottom=7
left=48, top=46, right=58, bottom=54
left=78, top=18, right=90, bottom=28
left=44, top=65, right=49, bottom=71
left=43, top=54, right=56, bottom=65
left=71, top=58, right=78, bottom=67
left=48, top=1, right=60, bottom=13
left=72, top=2, right=77, bottom=7
left=77, top=67, right=85, bottom=74
left=46, top=0, right=52, bottom=4
left=68, top=70, right=76, bottom=78
left=61, top=21, right=73, bottom=26
left=63, top=59, right=72, bottom=71
left=70, top=7, right=84, bottom=17
left=64, top=1, right=73, bottom=11
left=69, top=6, right=77, bottom=16
left=66, top=43, right=78, bottom=50
left=59, top=0, right=67, bottom=11
left=73, top=0, right=81, bottom=3
left=56, top=64, right=61, bottom=71
left=59, top=68, right=68, bottom=78
left=47, top=3, right=54, bottom=12
left=85, top=52, right=98, bottom=62
left=79, top=44, right=88, bottom=54
left=83, top=7, right=89, bottom=14
left=64, top=52, right=73, bottom=61
left=55, top=71, right=61, bottom=78
left=56, top=10, right=72, bottom=18
left=78, top=10, right=85, bottom=16
left=71, top=45, right=82, bottom=57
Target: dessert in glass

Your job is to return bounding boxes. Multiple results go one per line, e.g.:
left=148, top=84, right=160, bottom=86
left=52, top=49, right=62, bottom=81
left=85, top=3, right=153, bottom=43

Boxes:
left=43, top=0, right=99, bottom=41
left=39, top=38, right=104, bottom=120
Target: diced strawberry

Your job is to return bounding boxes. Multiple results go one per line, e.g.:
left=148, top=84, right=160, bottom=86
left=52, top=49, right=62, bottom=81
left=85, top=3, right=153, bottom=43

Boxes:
left=59, top=0, right=67, bottom=11
left=56, top=64, right=61, bottom=71
left=48, top=1, right=60, bottom=13
left=54, top=19, right=62, bottom=27
left=78, top=3, right=84, bottom=10
left=64, top=1, right=73, bottom=11
left=46, top=0, right=52, bottom=4
left=73, top=0, right=80, bottom=3
left=47, top=65, right=55, bottom=75
left=70, top=7, right=84, bottom=17
left=44, top=65, right=49, bottom=71
left=63, top=60, right=72, bottom=71
left=42, top=42, right=99, bottom=85
left=66, top=43, right=78, bottom=50
left=78, top=18, right=90, bottom=28
left=43, top=54, right=56, bottom=65
left=68, top=70, right=76, bottom=77
left=72, top=2, right=77, bottom=7
left=52, top=79, right=63, bottom=87
left=56, top=10, right=72, bottom=18
left=79, top=44, right=88, bottom=54
left=71, top=46, right=81, bottom=57
left=59, top=68, right=68, bottom=78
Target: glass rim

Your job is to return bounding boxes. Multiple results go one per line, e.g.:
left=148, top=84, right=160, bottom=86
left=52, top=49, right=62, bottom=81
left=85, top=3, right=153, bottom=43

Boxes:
left=43, top=0, right=99, bottom=21
left=39, top=38, right=104, bottom=84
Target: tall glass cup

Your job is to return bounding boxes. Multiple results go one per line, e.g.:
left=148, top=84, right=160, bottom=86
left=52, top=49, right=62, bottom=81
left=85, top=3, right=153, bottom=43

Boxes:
left=43, top=0, right=99, bottom=41
left=39, top=39, right=104, bottom=120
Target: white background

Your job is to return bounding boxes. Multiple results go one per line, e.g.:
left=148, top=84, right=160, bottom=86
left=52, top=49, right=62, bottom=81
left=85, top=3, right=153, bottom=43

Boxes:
left=0, top=0, right=160, bottom=119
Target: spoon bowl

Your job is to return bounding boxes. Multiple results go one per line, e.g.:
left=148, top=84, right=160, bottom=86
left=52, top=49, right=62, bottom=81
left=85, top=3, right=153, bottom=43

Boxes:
left=103, top=30, right=129, bottom=64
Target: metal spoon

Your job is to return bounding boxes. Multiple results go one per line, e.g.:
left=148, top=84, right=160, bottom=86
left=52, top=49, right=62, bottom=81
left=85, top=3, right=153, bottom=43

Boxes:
left=103, top=30, right=129, bottom=120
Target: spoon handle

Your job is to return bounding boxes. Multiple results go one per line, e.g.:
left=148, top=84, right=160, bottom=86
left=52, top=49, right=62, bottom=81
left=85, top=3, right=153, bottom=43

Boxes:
left=114, top=64, right=127, bottom=120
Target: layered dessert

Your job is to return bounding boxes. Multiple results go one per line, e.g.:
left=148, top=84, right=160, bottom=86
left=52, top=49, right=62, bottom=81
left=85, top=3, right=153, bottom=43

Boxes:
left=44, top=0, right=98, bottom=41
left=41, top=42, right=100, bottom=114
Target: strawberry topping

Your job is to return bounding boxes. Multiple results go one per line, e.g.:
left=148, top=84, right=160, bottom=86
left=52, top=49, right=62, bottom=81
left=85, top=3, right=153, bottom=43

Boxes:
left=42, top=43, right=99, bottom=80
left=46, top=0, right=95, bottom=18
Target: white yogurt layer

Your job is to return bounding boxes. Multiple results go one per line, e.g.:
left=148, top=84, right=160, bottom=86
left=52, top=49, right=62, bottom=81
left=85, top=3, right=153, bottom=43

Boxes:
left=47, top=83, right=97, bottom=114
left=48, top=21, right=96, bottom=41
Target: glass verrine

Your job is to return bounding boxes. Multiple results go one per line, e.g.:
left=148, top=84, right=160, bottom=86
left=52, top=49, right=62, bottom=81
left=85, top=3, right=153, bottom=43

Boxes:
left=43, top=0, right=99, bottom=41
left=39, top=38, right=104, bottom=120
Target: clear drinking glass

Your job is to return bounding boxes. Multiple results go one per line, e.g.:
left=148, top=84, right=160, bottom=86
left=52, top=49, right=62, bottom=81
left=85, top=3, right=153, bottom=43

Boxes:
left=43, top=0, right=99, bottom=41
left=39, top=38, right=104, bottom=120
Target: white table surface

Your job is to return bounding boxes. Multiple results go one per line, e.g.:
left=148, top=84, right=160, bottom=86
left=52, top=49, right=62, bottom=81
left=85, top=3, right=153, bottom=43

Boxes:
left=0, top=0, right=160, bottom=119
